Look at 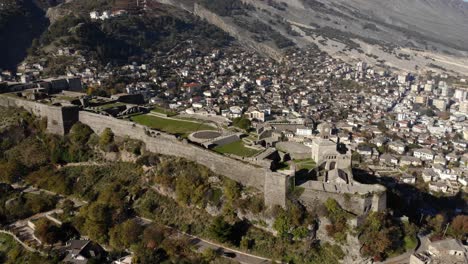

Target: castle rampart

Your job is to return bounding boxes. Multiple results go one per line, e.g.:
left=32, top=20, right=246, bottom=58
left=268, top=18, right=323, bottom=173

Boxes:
left=78, top=111, right=289, bottom=207
left=0, top=95, right=386, bottom=212
left=0, top=95, right=78, bottom=135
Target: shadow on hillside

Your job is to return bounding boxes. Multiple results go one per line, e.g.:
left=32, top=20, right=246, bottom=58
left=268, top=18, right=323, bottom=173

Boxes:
left=0, top=0, right=49, bottom=70
left=353, top=168, right=466, bottom=223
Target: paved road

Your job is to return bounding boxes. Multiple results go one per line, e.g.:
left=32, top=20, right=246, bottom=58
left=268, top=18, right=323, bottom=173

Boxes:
left=382, top=251, right=412, bottom=264
left=380, top=235, right=430, bottom=264
left=136, top=217, right=273, bottom=264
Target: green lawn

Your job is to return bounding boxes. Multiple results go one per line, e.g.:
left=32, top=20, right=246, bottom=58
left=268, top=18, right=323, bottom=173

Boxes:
left=213, top=140, right=260, bottom=157
left=131, top=114, right=215, bottom=136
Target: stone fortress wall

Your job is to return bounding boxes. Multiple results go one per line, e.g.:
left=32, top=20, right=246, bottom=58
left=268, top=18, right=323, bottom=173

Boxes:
left=0, top=95, right=79, bottom=135
left=78, top=111, right=289, bottom=208
left=0, top=94, right=387, bottom=214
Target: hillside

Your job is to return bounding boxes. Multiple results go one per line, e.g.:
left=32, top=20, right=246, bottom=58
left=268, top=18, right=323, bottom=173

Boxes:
left=158, top=0, right=468, bottom=75
left=0, top=0, right=52, bottom=70
left=0, top=0, right=233, bottom=72
left=2, top=0, right=467, bottom=74
left=21, top=0, right=233, bottom=74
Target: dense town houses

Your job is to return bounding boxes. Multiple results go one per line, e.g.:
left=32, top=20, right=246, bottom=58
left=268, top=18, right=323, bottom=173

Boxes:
left=2, top=39, right=468, bottom=198
left=1, top=28, right=467, bottom=264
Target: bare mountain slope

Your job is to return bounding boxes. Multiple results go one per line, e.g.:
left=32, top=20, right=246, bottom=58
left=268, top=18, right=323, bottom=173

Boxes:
left=158, top=0, right=468, bottom=75
left=317, top=0, right=468, bottom=51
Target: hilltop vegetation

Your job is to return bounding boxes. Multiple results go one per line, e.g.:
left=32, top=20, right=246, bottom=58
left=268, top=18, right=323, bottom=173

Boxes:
left=26, top=2, right=233, bottom=70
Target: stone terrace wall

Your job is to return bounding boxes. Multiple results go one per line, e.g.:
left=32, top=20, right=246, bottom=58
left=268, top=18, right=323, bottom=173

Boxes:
left=79, top=111, right=287, bottom=189
left=0, top=95, right=78, bottom=135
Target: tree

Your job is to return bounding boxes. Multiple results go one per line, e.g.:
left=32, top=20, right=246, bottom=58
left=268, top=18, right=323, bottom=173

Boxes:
left=109, top=219, right=143, bottom=250
left=34, top=218, right=61, bottom=245
left=208, top=216, right=233, bottom=243
left=273, top=210, right=291, bottom=238
left=142, top=224, right=166, bottom=250
left=133, top=246, right=168, bottom=264
left=0, top=160, right=24, bottom=183
left=81, top=203, right=112, bottom=244
left=99, top=128, right=114, bottom=148
left=240, top=236, right=251, bottom=249
left=175, top=172, right=208, bottom=206
left=292, top=226, right=309, bottom=240
left=70, top=122, right=94, bottom=145
left=325, top=199, right=348, bottom=225
left=428, top=214, right=446, bottom=236
left=358, top=212, right=403, bottom=260
left=60, top=200, right=75, bottom=216
left=202, top=248, right=219, bottom=262
left=223, top=178, right=241, bottom=205
left=449, top=215, right=468, bottom=240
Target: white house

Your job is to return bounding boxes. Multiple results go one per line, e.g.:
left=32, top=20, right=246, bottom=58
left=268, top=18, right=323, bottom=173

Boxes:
left=429, top=182, right=448, bottom=193
left=90, top=11, right=99, bottom=20
left=388, top=141, right=406, bottom=154
left=296, top=128, right=313, bottom=137
left=439, top=170, right=458, bottom=181
left=422, top=168, right=438, bottom=183
left=401, top=174, right=416, bottom=184
left=413, top=148, right=435, bottom=161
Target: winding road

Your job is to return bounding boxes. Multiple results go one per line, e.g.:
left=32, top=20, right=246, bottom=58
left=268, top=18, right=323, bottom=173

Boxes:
left=136, top=217, right=274, bottom=264
left=9, top=182, right=275, bottom=264
left=380, top=234, right=430, bottom=264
